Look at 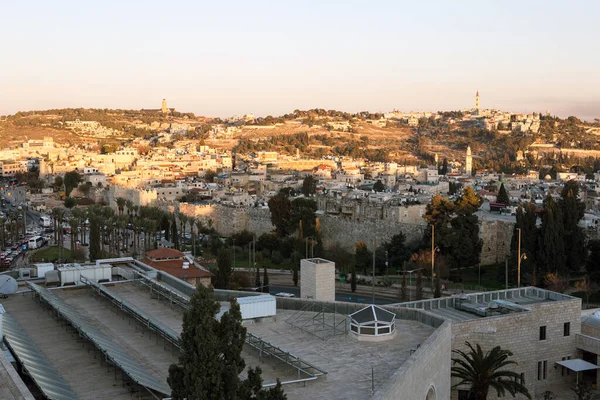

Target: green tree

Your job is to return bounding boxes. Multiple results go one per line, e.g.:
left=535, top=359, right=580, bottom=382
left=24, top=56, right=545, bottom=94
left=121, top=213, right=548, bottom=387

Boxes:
left=355, top=242, right=372, bottom=275
left=89, top=213, right=101, bottom=261
left=496, top=183, right=510, bottom=205
left=172, top=214, right=179, bottom=249
left=64, top=170, right=82, bottom=196
left=451, top=342, right=531, bottom=400
left=350, top=263, right=357, bottom=292
left=560, top=180, right=586, bottom=273
left=204, top=169, right=217, bottom=183
left=167, top=284, right=286, bottom=399
left=262, top=267, right=269, bottom=293
left=301, top=175, right=317, bottom=197
left=53, top=175, right=64, bottom=190
left=440, top=158, right=448, bottom=175
left=373, top=179, right=385, bottom=192
left=268, top=192, right=292, bottom=237
left=215, top=248, right=232, bottom=289
left=586, top=240, right=600, bottom=283
left=538, top=195, right=566, bottom=275
left=508, top=204, right=539, bottom=285
left=64, top=197, right=76, bottom=209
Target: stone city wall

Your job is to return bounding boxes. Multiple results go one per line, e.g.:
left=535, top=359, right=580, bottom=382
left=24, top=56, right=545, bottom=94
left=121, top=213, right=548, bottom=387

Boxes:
left=479, top=219, right=514, bottom=266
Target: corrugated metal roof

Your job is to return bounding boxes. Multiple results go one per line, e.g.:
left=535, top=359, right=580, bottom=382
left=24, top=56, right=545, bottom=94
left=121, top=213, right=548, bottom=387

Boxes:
left=28, top=283, right=171, bottom=397
left=237, top=294, right=275, bottom=305
left=3, top=313, right=79, bottom=400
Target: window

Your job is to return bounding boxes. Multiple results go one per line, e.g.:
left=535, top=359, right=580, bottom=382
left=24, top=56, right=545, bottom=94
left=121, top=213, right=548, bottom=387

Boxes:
left=564, top=322, right=571, bottom=337
left=540, top=326, right=546, bottom=341
left=538, top=361, right=547, bottom=380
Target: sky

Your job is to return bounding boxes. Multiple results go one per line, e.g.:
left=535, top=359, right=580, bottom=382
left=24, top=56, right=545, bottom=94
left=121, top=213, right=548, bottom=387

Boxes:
left=2, top=0, right=599, bottom=120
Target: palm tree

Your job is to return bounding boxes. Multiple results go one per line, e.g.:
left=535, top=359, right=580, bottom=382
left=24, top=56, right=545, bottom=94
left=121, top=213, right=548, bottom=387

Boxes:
left=125, top=199, right=134, bottom=217
left=452, top=342, right=531, bottom=400
left=115, top=197, right=126, bottom=216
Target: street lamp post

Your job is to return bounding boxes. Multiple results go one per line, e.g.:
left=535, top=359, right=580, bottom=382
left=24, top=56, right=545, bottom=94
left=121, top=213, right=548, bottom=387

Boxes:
left=407, top=268, right=421, bottom=302
left=516, top=228, right=527, bottom=288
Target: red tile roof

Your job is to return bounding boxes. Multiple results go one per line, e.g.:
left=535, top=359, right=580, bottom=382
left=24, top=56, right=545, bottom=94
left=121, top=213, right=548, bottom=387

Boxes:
left=140, top=258, right=214, bottom=279
left=146, top=248, right=184, bottom=260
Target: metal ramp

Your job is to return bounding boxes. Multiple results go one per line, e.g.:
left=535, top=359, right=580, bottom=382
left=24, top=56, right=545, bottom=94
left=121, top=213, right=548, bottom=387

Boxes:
left=3, top=313, right=79, bottom=400
left=245, top=332, right=327, bottom=386
left=79, top=275, right=181, bottom=351
left=285, top=302, right=348, bottom=340
left=27, top=282, right=171, bottom=399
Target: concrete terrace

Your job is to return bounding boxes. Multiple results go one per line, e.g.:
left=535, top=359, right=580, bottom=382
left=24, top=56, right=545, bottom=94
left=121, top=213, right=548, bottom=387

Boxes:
left=246, top=309, right=436, bottom=400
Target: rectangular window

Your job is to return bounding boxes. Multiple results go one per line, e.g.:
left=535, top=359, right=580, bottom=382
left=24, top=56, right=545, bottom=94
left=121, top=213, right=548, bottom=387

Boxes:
left=538, top=361, right=548, bottom=380
left=564, top=322, right=571, bottom=337
left=540, top=326, right=546, bottom=341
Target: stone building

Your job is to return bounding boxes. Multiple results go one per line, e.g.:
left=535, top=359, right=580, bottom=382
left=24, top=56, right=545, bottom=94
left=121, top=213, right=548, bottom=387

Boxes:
left=394, top=287, right=585, bottom=399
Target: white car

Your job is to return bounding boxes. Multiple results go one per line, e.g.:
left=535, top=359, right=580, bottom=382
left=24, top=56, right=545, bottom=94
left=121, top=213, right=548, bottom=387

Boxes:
left=275, top=292, right=295, bottom=298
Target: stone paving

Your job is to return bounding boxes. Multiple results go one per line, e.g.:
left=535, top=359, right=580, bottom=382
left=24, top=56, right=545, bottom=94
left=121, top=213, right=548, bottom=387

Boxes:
left=246, top=309, right=436, bottom=400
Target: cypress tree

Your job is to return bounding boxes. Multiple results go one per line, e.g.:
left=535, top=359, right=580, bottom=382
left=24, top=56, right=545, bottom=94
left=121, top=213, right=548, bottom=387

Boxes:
left=539, top=196, right=566, bottom=275
left=560, top=180, right=586, bottom=273
left=89, top=214, right=101, bottom=261
left=168, top=284, right=286, bottom=399
left=496, top=183, right=510, bottom=205
left=172, top=215, right=179, bottom=249
left=215, top=248, right=232, bottom=289
left=350, top=263, right=357, bottom=293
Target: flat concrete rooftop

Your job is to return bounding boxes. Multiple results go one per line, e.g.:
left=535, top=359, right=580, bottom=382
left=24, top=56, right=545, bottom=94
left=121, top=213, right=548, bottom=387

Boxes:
left=1, top=276, right=438, bottom=400
left=246, top=309, right=435, bottom=400
left=391, top=287, right=575, bottom=322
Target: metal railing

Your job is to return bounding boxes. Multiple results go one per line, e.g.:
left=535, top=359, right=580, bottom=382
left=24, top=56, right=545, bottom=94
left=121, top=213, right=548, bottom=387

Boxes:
left=245, top=332, right=327, bottom=385
left=80, top=275, right=181, bottom=350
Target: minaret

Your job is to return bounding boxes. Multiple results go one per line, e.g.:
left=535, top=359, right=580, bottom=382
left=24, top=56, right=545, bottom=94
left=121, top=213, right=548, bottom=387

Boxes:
left=465, top=146, right=473, bottom=176
left=474, top=91, right=480, bottom=114
left=161, top=99, right=168, bottom=114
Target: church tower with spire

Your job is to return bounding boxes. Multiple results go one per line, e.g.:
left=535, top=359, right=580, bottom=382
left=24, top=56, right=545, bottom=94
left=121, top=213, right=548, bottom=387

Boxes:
left=465, top=146, right=473, bottom=176
left=474, top=91, right=480, bottom=115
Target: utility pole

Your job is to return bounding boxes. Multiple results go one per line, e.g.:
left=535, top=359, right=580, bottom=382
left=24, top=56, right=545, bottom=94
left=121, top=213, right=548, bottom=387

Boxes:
left=431, top=225, right=435, bottom=292
left=517, top=228, right=521, bottom=288
left=372, top=238, right=376, bottom=304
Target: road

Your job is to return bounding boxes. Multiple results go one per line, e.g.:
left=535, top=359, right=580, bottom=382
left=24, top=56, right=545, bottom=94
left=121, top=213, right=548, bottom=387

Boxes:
left=268, top=285, right=397, bottom=305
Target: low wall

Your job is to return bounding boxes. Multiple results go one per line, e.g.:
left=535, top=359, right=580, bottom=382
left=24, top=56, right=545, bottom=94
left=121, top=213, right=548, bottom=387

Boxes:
left=372, top=319, right=451, bottom=400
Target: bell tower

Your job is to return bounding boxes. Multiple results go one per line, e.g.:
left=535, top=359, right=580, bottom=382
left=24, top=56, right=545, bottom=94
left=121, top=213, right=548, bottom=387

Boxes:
left=475, top=91, right=480, bottom=113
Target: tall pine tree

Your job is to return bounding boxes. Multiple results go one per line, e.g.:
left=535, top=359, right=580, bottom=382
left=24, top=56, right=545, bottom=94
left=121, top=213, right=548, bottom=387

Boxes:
left=559, top=180, right=586, bottom=273
left=496, top=183, right=510, bottom=205
left=168, top=284, right=286, bottom=399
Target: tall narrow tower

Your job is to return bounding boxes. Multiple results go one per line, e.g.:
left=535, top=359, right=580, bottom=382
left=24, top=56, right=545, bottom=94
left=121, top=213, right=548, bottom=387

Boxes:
left=475, top=91, right=480, bottom=112
left=465, top=146, right=473, bottom=176
left=161, top=98, right=168, bottom=114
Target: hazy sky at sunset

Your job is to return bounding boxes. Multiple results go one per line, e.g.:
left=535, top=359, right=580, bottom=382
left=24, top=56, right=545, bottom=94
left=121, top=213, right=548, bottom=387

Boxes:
left=2, top=0, right=599, bottom=120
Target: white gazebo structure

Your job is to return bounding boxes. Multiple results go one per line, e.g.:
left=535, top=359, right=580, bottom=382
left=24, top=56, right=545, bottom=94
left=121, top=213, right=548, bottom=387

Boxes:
left=349, top=305, right=396, bottom=341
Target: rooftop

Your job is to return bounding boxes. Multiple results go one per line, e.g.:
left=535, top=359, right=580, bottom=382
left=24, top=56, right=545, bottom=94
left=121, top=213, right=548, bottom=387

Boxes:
left=390, top=287, right=575, bottom=322
left=0, top=264, right=440, bottom=400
